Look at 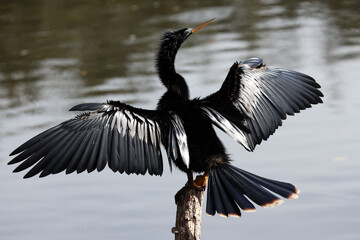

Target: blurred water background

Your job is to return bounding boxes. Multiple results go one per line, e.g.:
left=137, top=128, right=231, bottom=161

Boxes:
left=0, top=0, right=359, bottom=239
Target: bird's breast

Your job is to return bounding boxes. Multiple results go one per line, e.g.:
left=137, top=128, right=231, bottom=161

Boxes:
left=177, top=107, right=227, bottom=172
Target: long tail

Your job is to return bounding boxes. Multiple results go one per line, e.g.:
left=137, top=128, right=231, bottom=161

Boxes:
left=206, top=163, right=300, bottom=217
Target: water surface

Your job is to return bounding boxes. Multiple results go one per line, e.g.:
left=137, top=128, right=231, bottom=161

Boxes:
left=1, top=1, right=359, bottom=239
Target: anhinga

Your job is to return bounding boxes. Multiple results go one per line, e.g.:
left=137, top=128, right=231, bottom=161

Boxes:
left=9, top=19, right=323, bottom=217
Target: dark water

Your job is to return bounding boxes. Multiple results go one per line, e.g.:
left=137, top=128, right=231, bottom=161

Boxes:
left=1, top=1, right=359, bottom=239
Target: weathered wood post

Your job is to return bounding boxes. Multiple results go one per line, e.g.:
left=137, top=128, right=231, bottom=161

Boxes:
left=172, top=178, right=205, bottom=240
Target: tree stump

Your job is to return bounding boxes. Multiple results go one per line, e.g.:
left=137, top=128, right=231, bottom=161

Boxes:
left=172, top=184, right=205, bottom=240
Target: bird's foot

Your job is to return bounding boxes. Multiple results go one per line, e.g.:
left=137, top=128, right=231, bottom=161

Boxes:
left=174, top=172, right=208, bottom=203
left=192, top=172, right=209, bottom=191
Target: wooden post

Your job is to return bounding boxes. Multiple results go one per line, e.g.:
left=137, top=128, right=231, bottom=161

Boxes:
left=172, top=184, right=205, bottom=240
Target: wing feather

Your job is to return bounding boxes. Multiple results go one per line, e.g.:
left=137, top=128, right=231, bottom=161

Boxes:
left=52, top=130, right=85, bottom=174
left=9, top=101, right=167, bottom=178
left=169, top=114, right=190, bottom=168
left=201, top=57, right=323, bottom=151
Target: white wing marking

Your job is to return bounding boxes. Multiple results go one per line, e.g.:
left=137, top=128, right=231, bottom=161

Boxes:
left=201, top=106, right=251, bottom=151
left=170, top=114, right=190, bottom=168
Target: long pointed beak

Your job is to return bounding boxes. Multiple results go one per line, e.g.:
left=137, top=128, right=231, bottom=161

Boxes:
left=191, top=18, right=215, bottom=34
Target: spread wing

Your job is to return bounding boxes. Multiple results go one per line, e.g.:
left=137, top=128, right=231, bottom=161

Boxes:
left=9, top=101, right=168, bottom=178
left=200, top=57, right=323, bottom=151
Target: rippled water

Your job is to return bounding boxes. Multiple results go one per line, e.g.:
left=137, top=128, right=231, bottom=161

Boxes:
left=1, top=1, right=359, bottom=240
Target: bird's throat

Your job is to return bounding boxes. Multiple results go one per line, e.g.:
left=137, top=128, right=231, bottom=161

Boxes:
left=156, top=36, right=189, bottom=99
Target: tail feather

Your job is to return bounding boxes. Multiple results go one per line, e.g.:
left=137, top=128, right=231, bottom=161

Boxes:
left=232, top=166, right=300, bottom=199
left=206, top=171, right=229, bottom=217
left=213, top=170, right=241, bottom=217
left=206, top=172, right=216, bottom=216
left=206, top=163, right=299, bottom=217
left=216, top=170, right=256, bottom=212
left=222, top=165, right=283, bottom=207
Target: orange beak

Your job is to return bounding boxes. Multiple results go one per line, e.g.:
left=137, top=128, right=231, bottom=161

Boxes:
left=191, top=18, right=215, bottom=34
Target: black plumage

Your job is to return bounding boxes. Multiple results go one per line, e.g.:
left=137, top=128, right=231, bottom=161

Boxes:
left=9, top=19, right=323, bottom=217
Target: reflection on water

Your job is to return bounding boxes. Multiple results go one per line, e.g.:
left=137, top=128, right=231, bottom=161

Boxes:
left=1, top=1, right=359, bottom=240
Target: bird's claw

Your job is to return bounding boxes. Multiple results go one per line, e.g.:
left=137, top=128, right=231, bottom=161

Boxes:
left=174, top=172, right=209, bottom=203
left=192, top=172, right=209, bottom=191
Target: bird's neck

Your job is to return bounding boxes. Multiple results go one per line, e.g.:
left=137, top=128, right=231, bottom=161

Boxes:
left=156, top=40, right=189, bottom=99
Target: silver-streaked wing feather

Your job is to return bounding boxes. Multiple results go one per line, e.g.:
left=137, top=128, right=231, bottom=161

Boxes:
left=201, top=106, right=251, bottom=151
left=201, top=57, right=323, bottom=151
left=9, top=101, right=165, bottom=178
left=169, top=114, right=190, bottom=168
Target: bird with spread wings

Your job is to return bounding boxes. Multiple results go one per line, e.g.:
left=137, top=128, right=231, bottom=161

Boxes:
left=9, top=19, right=323, bottom=217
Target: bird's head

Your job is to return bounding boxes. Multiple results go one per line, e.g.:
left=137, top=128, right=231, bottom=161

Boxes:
left=156, top=19, right=215, bottom=97
left=158, top=18, right=215, bottom=60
